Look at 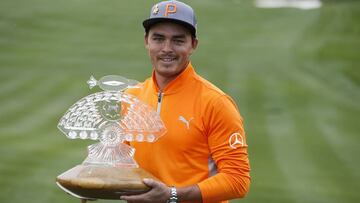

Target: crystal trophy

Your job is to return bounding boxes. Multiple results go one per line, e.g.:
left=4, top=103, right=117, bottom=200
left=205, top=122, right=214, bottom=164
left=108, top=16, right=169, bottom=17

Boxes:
left=56, top=75, right=166, bottom=200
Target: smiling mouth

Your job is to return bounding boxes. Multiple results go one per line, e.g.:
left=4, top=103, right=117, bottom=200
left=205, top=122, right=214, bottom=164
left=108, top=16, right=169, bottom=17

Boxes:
left=159, top=57, right=177, bottom=63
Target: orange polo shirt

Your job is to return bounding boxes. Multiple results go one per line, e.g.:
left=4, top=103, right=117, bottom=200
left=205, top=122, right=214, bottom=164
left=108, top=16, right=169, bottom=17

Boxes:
left=127, top=63, right=250, bottom=203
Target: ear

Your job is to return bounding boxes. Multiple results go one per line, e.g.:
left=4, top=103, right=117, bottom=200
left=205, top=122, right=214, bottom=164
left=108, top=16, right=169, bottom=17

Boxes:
left=189, top=38, right=198, bottom=55
left=144, top=33, right=149, bottom=49
left=192, top=38, right=198, bottom=50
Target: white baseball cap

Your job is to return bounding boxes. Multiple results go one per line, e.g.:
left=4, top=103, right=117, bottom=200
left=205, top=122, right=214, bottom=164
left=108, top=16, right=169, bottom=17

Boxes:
left=143, top=0, right=197, bottom=37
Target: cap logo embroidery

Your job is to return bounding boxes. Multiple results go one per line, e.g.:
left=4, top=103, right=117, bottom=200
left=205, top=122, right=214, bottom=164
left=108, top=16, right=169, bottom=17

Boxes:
left=229, top=133, right=244, bottom=149
left=164, top=3, right=177, bottom=17
left=153, top=4, right=159, bottom=15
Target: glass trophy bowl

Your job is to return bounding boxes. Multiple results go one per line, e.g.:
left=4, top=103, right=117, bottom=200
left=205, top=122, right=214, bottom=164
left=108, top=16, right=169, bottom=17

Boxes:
left=56, top=75, right=166, bottom=200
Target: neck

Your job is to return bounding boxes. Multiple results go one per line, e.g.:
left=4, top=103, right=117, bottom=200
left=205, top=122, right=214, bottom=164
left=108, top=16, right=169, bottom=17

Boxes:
left=154, top=72, right=177, bottom=91
left=153, top=62, right=191, bottom=91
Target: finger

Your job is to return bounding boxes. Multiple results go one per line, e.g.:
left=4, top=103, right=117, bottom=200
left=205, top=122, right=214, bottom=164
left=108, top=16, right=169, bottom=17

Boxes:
left=142, top=178, right=158, bottom=187
left=121, top=189, right=155, bottom=201
left=120, top=194, right=145, bottom=202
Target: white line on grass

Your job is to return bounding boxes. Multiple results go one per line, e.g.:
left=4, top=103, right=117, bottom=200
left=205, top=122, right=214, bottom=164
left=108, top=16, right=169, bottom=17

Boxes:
left=255, top=0, right=322, bottom=10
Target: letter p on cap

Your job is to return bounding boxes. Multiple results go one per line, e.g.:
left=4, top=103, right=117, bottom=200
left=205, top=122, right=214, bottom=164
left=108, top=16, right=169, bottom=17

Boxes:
left=164, top=3, right=177, bottom=17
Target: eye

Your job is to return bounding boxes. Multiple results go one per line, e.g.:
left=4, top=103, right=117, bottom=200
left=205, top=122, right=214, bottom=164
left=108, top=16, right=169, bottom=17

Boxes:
left=173, top=39, right=185, bottom=44
left=152, top=37, right=164, bottom=42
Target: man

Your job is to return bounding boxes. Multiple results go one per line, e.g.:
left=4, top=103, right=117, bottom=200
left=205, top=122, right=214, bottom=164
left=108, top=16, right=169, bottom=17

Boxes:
left=121, top=1, right=250, bottom=202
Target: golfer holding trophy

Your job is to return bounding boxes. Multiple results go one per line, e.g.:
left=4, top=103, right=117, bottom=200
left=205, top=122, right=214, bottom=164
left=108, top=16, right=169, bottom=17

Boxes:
left=56, top=1, right=250, bottom=202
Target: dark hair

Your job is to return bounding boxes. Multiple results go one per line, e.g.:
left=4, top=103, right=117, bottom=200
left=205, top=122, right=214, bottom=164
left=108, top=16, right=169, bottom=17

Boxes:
left=144, top=19, right=196, bottom=38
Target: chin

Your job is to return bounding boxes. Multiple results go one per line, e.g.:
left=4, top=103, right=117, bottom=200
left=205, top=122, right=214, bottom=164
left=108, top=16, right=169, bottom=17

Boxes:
left=157, top=64, right=176, bottom=72
left=156, top=67, right=179, bottom=78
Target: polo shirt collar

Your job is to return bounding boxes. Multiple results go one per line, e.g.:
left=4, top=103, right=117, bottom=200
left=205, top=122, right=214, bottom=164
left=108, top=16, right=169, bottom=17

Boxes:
left=151, top=62, right=195, bottom=95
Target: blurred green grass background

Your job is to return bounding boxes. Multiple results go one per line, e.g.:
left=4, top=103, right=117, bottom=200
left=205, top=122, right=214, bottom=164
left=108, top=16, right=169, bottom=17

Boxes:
left=0, top=0, right=359, bottom=202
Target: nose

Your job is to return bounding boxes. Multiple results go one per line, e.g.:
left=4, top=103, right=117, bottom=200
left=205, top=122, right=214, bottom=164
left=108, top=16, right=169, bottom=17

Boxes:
left=162, top=39, right=173, bottom=53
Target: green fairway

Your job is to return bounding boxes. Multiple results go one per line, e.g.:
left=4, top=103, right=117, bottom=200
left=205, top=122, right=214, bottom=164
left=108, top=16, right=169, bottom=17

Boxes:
left=0, top=0, right=359, bottom=203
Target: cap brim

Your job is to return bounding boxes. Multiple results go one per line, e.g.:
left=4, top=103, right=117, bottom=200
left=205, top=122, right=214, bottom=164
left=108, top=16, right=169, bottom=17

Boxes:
left=143, top=18, right=196, bottom=37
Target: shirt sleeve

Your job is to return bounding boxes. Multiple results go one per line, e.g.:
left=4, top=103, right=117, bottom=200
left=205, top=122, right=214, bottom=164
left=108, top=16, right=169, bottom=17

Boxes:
left=197, top=95, right=251, bottom=203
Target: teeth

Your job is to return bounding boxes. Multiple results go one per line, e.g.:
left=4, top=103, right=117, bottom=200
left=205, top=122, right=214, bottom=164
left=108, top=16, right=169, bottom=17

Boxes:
left=161, top=57, right=175, bottom=62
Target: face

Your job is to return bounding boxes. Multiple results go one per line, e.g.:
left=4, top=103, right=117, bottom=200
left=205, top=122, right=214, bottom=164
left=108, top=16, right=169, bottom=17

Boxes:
left=145, top=22, right=198, bottom=82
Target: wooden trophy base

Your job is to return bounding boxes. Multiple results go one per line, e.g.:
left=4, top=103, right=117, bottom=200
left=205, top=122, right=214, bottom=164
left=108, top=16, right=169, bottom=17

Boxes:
left=56, top=164, right=158, bottom=200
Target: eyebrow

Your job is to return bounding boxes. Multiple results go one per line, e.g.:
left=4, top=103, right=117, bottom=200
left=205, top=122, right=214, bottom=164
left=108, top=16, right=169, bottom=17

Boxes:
left=152, top=32, right=186, bottom=39
left=152, top=33, right=164, bottom=38
left=173, top=34, right=186, bottom=39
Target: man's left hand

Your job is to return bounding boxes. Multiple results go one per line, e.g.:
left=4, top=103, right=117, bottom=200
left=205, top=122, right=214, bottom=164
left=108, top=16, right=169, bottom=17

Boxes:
left=120, top=178, right=170, bottom=203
